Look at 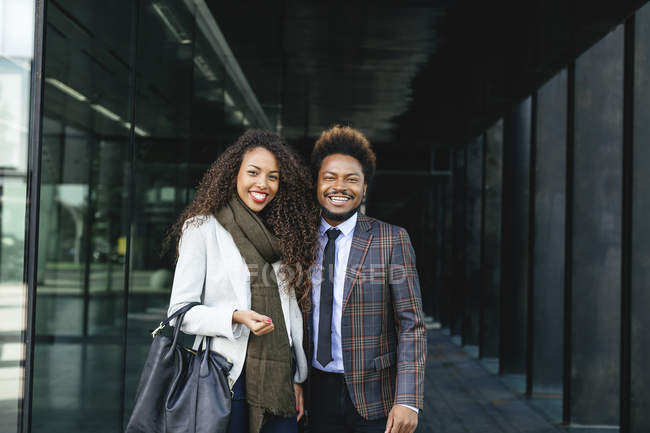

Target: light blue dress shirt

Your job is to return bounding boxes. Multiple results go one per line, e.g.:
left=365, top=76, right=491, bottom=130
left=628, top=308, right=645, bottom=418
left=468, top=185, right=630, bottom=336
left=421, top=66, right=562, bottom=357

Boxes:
left=311, top=212, right=358, bottom=373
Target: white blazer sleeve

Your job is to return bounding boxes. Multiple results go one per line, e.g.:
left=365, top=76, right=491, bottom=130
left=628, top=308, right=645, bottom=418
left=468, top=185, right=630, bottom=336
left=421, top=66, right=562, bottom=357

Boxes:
left=289, top=287, right=308, bottom=383
left=167, top=219, right=241, bottom=341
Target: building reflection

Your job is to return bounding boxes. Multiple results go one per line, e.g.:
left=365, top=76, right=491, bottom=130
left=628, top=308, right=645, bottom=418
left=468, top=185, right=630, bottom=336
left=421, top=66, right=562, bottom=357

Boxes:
left=30, top=1, right=270, bottom=431
left=0, top=0, right=35, bottom=431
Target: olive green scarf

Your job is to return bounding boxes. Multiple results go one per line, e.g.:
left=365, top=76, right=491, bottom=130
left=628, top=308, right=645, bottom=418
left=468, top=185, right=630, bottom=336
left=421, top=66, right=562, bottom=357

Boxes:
left=216, top=196, right=296, bottom=433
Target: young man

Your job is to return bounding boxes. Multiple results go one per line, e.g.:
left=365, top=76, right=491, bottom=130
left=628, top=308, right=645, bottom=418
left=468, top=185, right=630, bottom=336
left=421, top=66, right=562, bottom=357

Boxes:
left=307, top=126, right=426, bottom=433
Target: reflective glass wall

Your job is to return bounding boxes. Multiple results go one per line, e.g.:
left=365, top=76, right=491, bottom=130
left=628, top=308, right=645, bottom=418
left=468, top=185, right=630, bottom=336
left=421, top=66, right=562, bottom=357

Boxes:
left=34, top=2, right=135, bottom=430
left=32, top=1, right=269, bottom=431
left=0, top=1, right=35, bottom=432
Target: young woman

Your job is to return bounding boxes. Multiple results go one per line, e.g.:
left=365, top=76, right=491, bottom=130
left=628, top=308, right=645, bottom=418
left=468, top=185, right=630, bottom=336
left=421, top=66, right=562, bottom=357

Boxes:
left=165, top=130, right=319, bottom=433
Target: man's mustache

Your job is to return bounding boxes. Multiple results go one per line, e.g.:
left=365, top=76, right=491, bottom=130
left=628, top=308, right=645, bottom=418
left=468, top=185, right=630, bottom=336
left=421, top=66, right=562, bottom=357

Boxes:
left=325, top=191, right=354, bottom=199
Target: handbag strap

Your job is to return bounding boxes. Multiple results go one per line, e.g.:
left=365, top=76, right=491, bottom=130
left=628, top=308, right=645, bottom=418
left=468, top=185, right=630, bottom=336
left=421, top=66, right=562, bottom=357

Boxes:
left=151, top=301, right=201, bottom=337
left=164, top=302, right=201, bottom=326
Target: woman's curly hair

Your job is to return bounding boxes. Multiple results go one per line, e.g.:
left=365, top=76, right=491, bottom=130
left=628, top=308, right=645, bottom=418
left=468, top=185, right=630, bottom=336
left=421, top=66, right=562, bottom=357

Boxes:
left=165, top=130, right=320, bottom=306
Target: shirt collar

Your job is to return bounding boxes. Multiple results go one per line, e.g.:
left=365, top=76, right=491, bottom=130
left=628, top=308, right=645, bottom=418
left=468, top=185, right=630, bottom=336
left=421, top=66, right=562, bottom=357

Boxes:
left=319, top=212, right=358, bottom=238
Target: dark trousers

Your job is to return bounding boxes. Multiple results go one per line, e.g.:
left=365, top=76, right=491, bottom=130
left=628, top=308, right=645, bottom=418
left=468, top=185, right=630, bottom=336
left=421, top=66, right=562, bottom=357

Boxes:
left=228, top=369, right=298, bottom=433
left=308, top=369, right=387, bottom=433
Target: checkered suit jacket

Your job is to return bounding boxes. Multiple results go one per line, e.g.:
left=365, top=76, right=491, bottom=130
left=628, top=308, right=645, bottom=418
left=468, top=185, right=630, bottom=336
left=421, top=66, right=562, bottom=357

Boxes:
left=306, top=213, right=427, bottom=420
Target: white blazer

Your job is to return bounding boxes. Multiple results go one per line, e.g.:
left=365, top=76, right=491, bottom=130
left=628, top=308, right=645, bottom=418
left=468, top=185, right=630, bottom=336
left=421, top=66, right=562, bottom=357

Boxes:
left=167, top=215, right=308, bottom=386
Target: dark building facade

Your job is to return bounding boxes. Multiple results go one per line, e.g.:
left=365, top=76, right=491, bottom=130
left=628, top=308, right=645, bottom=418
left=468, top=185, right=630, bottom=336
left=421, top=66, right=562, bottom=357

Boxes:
left=2, top=0, right=650, bottom=432
left=434, top=6, right=650, bottom=432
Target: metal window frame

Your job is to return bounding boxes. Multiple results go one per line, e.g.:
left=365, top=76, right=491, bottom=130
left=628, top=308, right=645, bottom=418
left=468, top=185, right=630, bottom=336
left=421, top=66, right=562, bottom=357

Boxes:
left=22, top=0, right=47, bottom=432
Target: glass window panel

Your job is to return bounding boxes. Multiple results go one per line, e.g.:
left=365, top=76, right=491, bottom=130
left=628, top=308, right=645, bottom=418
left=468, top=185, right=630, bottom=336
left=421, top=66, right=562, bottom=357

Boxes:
left=122, top=2, right=275, bottom=424
left=26, top=0, right=277, bottom=429
left=0, top=1, right=35, bottom=432
left=32, top=1, right=134, bottom=432
left=122, top=0, right=197, bottom=422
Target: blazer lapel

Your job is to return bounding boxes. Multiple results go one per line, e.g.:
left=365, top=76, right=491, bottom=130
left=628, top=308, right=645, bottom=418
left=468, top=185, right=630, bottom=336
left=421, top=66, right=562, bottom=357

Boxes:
left=342, top=213, right=373, bottom=309
left=214, top=218, right=249, bottom=307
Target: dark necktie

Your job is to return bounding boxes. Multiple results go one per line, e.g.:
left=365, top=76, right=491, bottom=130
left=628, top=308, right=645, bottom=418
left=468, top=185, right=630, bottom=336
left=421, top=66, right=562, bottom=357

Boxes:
left=317, top=228, right=341, bottom=367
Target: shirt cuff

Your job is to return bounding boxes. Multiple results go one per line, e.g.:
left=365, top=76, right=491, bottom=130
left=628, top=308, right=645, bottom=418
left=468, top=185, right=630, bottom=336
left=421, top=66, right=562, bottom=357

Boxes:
left=398, top=404, right=419, bottom=414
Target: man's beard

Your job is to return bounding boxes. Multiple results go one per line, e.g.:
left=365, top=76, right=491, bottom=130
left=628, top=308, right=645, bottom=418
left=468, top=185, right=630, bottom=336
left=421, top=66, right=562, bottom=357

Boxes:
left=320, top=204, right=361, bottom=223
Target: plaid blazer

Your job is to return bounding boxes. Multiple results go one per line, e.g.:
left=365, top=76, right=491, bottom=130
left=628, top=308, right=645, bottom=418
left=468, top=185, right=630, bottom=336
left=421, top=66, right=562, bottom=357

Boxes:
left=305, top=213, right=427, bottom=420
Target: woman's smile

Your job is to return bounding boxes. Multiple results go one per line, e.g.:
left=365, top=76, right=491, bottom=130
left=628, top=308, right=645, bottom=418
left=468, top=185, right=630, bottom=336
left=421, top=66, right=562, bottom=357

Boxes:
left=249, top=190, right=269, bottom=203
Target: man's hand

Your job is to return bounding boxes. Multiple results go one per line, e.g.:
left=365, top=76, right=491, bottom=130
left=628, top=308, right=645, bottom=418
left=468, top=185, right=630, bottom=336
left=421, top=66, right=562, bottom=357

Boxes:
left=294, top=383, right=304, bottom=421
left=384, top=405, right=418, bottom=433
left=232, top=310, right=274, bottom=336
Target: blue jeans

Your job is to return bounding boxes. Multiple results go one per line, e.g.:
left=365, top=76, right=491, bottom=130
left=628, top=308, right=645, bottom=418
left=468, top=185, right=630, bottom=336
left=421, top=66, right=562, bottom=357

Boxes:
left=227, top=369, right=298, bottom=433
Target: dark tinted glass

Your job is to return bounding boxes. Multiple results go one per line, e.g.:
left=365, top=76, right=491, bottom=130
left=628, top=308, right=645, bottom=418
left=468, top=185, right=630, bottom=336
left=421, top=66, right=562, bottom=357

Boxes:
left=26, top=1, right=272, bottom=431
left=33, top=1, right=134, bottom=431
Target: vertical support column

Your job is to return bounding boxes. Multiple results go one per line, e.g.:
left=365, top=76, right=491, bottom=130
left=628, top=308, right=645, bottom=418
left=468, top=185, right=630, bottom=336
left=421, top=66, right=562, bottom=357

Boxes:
left=439, top=181, right=449, bottom=328
left=530, top=70, right=567, bottom=420
left=440, top=167, right=454, bottom=329
left=464, top=136, right=483, bottom=346
left=500, top=97, right=532, bottom=379
left=630, top=4, right=650, bottom=432
left=429, top=180, right=440, bottom=318
left=481, top=121, right=503, bottom=360
left=450, top=149, right=466, bottom=336
left=570, top=25, right=624, bottom=427
left=433, top=179, right=445, bottom=321
left=621, top=14, right=634, bottom=433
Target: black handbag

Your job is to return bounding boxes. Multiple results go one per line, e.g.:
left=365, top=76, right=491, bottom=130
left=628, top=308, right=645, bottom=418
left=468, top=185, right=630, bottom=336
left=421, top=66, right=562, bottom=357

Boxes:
left=125, top=302, right=233, bottom=433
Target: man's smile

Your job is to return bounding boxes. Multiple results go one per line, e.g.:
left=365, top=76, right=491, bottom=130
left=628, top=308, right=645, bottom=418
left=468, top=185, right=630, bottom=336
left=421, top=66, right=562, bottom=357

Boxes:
left=326, top=193, right=353, bottom=206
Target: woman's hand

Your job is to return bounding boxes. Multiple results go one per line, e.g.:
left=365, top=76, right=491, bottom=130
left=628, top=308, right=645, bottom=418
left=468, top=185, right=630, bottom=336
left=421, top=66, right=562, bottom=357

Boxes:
left=294, top=383, right=304, bottom=421
left=232, top=310, right=274, bottom=336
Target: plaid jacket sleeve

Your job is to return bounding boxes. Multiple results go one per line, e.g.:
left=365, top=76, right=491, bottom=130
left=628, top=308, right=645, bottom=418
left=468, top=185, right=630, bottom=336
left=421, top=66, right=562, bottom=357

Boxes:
left=389, top=227, right=427, bottom=410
